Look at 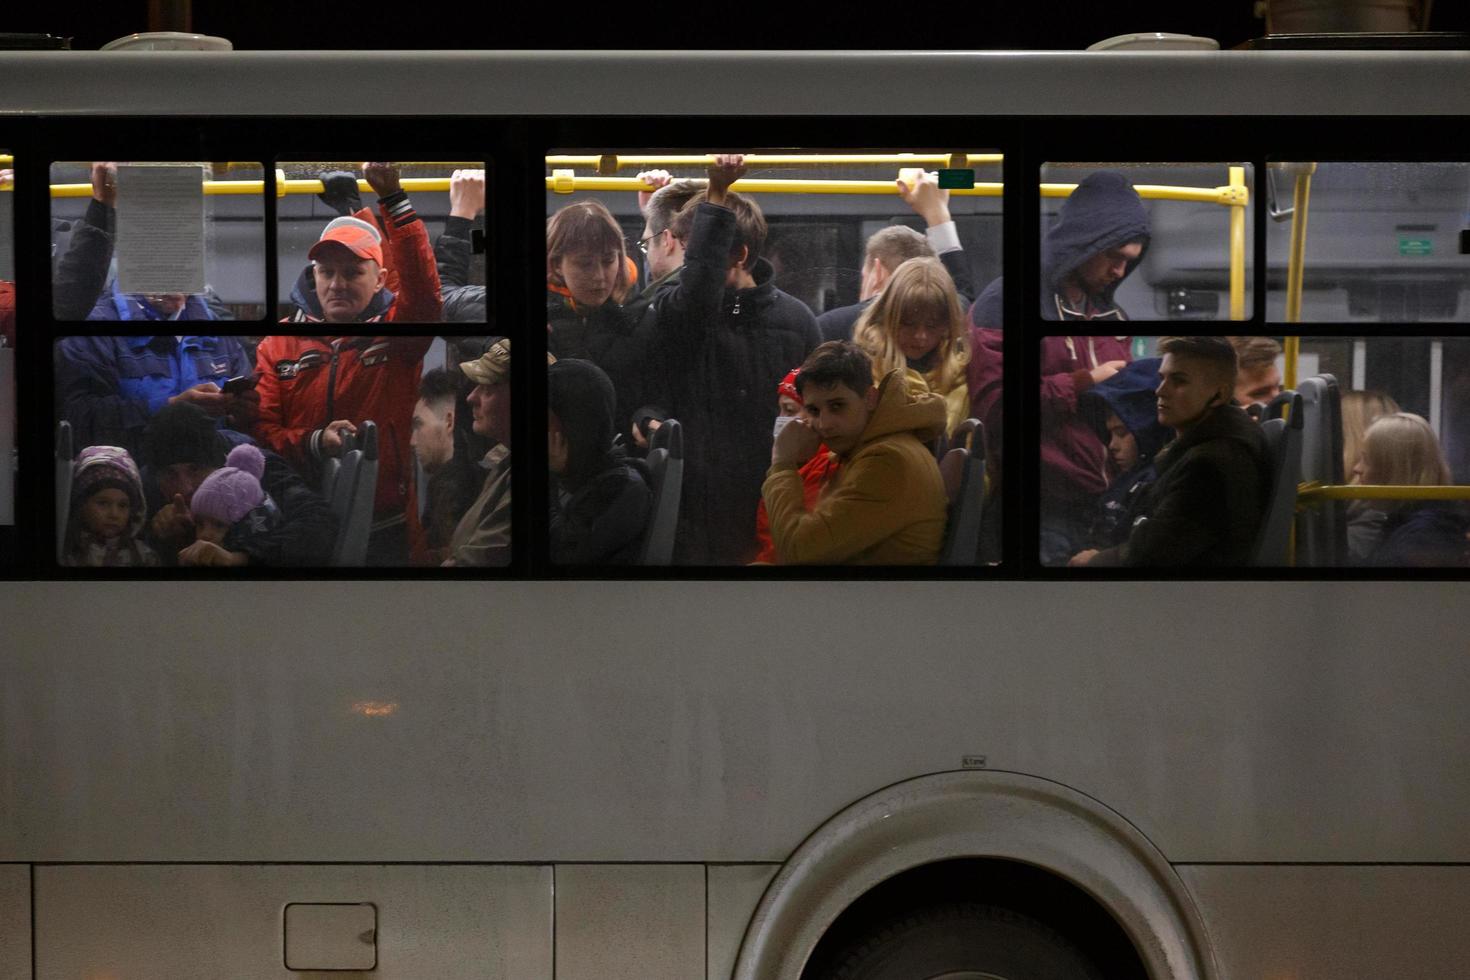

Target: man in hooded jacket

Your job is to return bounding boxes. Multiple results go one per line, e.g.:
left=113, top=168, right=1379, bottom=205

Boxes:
left=966, top=170, right=1152, bottom=564
left=548, top=358, right=652, bottom=565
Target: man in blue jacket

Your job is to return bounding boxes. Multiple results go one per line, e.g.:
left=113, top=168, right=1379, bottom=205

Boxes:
left=55, top=335, right=257, bottom=455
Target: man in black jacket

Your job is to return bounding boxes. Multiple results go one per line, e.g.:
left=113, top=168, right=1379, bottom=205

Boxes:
left=817, top=170, right=976, bottom=343
left=140, top=402, right=337, bottom=567
left=649, top=154, right=821, bottom=564
left=1073, top=336, right=1271, bottom=568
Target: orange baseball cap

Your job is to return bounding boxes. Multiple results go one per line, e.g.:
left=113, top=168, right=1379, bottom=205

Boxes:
left=308, top=216, right=384, bottom=266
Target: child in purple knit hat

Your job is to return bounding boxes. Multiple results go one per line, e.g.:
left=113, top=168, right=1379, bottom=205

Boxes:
left=181, top=443, right=281, bottom=567
left=63, top=445, right=159, bottom=567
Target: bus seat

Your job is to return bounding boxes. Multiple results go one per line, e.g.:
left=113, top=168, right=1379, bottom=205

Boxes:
left=1253, top=391, right=1304, bottom=566
left=639, top=418, right=683, bottom=566
left=55, top=419, right=73, bottom=562
left=940, top=445, right=984, bottom=566
left=1294, top=375, right=1346, bottom=566
left=1263, top=389, right=1296, bottom=421
left=332, top=421, right=378, bottom=567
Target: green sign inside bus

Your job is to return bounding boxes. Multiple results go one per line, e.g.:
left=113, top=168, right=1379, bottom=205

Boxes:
left=1398, top=237, right=1434, bottom=255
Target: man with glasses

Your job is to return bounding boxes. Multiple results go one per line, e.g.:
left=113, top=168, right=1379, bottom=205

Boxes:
left=628, top=171, right=703, bottom=316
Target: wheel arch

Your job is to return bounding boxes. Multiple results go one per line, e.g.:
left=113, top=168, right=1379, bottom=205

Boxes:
left=731, top=770, right=1219, bottom=980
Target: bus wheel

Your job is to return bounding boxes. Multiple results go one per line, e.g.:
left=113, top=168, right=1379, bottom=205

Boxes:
left=820, top=903, right=1106, bottom=980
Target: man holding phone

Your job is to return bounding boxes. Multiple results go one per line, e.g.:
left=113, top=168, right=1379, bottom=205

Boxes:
left=55, top=334, right=260, bottom=455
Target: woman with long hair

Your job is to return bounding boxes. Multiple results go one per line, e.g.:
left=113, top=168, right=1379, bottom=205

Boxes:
left=852, top=255, right=970, bottom=435
left=1349, top=412, right=1468, bottom=567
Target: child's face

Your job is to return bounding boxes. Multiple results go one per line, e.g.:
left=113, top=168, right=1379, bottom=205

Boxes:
left=1105, top=412, right=1140, bottom=473
left=194, top=515, right=232, bottom=545
left=80, top=488, right=130, bottom=540
left=778, top=395, right=803, bottom=418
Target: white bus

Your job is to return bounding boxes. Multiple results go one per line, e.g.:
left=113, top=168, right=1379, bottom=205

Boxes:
left=3, top=49, right=1470, bottom=980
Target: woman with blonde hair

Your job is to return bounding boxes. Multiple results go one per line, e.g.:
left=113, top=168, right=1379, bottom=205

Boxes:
left=1348, top=412, right=1468, bottom=566
left=1339, top=388, right=1400, bottom=482
left=852, top=255, right=970, bottom=435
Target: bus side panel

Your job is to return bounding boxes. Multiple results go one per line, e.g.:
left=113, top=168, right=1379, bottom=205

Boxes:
left=0, top=865, right=28, bottom=980
left=708, top=865, right=779, bottom=980
left=555, top=864, right=704, bottom=980
left=1177, top=865, right=1470, bottom=979
left=5, top=581, right=1470, bottom=864
left=33, top=865, right=552, bottom=979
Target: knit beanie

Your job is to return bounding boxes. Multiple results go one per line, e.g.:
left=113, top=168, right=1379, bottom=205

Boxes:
left=190, top=444, right=266, bottom=525
left=71, top=445, right=146, bottom=536
left=777, top=368, right=802, bottom=405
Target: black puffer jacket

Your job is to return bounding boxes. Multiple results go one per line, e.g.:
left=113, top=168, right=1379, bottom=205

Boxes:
left=548, top=359, right=652, bottom=565
left=435, top=215, right=487, bottom=324
left=1095, top=403, right=1270, bottom=567
left=548, top=288, right=654, bottom=441
left=648, top=203, right=821, bottom=564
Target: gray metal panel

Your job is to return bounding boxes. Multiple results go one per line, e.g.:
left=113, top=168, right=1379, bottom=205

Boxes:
left=708, top=865, right=777, bottom=980
left=1, top=51, right=1470, bottom=116
left=0, top=865, right=29, bottom=980
left=555, top=864, right=704, bottom=980
left=33, top=864, right=551, bottom=979
left=1177, top=864, right=1470, bottom=980
left=3, top=581, right=1469, bottom=865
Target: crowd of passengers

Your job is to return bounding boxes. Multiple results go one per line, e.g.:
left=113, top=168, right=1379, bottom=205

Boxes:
left=51, top=163, right=505, bottom=567
left=36, top=157, right=1470, bottom=568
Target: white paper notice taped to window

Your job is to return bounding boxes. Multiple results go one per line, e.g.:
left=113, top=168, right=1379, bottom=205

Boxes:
left=116, top=164, right=206, bottom=294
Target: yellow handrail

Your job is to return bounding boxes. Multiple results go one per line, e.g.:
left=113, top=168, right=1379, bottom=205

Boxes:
left=40, top=176, right=454, bottom=199
left=1297, top=482, right=1470, bottom=504
left=1284, top=335, right=1300, bottom=389
left=546, top=153, right=1004, bottom=173
left=1228, top=165, right=1246, bottom=320
left=546, top=172, right=1250, bottom=208
left=1283, top=164, right=1316, bottom=323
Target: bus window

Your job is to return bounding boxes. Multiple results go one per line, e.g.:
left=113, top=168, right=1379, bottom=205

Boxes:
left=53, top=332, right=503, bottom=569
left=1058, top=334, right=1470, bottom=570
left=1268, top=162, right=1470, bottom=322
left=1, top=150, right=13, bottom=537
left=48, top=160, right=267, bottom=322
left=275, top=161, right=485, bottom=324
left=545, top=149, right=1002, bottom=566
left=1036, top=163, right=1254, bottom=324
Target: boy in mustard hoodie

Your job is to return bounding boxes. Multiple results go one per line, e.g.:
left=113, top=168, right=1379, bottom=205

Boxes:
left=762, top=341, right=949, bottom=565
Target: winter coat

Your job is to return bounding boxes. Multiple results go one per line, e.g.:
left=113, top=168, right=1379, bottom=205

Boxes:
left=1093, top=403, right=1271, bottom=567
left=448, top=445, right=511, bottom=567
left=547, top=358, right=652, bottom=564
left=1077, top=357, right=1171, bottom=550
left=55, top=335, right=253, bottom=455
left=762, top=368, right=948, bottom=565
left=52, top=199, right=114, bottom=321
left=752, top=449, right=841, bottom=564
left=252, top=336, right=432, bottom=520
left=435, top=214, right=486, bottom=323
left=140, top=431, right=337, bottom=567
left=649, top=202, right=822, bottom=564
left=282, top=194, right=443, bottom=324
left=1363, top=502, right=1470, bottom=568
left=547, top=285, right=655, bottom=440
left=1039, top=335, right=1134, bottom=506
left=0, top=281, right=13, bottom=347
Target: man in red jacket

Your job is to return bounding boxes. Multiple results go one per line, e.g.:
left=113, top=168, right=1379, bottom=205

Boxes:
left=281, top=162, right=442, bottom=325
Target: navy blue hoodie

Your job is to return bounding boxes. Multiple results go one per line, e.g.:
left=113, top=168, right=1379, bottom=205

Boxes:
left=969, top=170, right=1151, bottom=328
left=1078, top=357, right=1172, bottom=549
